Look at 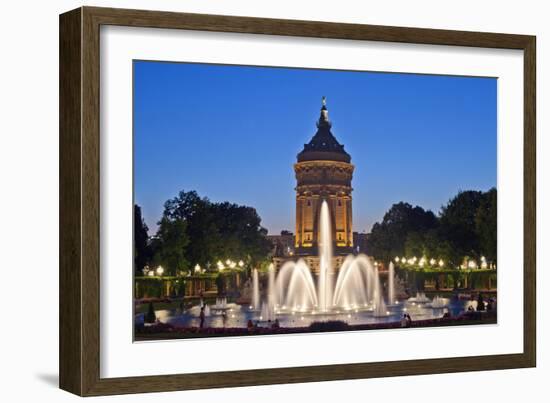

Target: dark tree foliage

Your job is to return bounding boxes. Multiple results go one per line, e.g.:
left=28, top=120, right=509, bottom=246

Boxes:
left=439, top=190, right=485, bottom=265
left=134, top=204, right=151, bottom=276
left=404, top=232, right=424, bottom=258
left=214, top=201, right=272, bottom=265
left=151, top=217, right=189, bottom=276
left=162, top=190, right=204, bottom=222
left=162, top=191, right=220, bottom=267
left=475, top=188, right=497, bottom=264
left=368, top=202, right=438, bottom=263
left=160, top=190, right=272, bottom=268
left=368, top=189, right=497, bottom=268
left=404, top=231, right=449, bottom=258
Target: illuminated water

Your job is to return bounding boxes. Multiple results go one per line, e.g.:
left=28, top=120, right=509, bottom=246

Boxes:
left=149, top=298, right=471, bottom=329
left=141, top=201, right=478, bottom=330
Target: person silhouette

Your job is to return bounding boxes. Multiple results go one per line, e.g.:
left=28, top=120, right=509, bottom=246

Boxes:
left=222, top=311, right=227, bottom=328
left=199, top=306, right=205, bottom=329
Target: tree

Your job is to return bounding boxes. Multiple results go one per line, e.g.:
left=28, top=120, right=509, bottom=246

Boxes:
left=404, top=231, right=425, bottom=258
left=475, top=187, right=497, bottom=264
left=210, top=202, right=271, bottom=265
left=161, top=190, right=220, bottom=266
left=162, top=190, right=206, bottom=222
left=368, top=189, right=497, bottom=269
left=368, top=202, right=438, bottom=262
left=134, top=204, right=151, bottom=276
left=422, top=228, right=447, bottom=258
left=439, top=190, right=485, bottom=266
left=158, top=190, right=272, bottom=268
left=152, top=217, right=189, bottom=276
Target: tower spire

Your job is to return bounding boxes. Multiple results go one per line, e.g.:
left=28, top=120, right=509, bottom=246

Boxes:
left=318, top=96, right=331, bottom=127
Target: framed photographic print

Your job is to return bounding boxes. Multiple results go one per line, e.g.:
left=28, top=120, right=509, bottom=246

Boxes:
left=59, top=6, right=536, bottom=396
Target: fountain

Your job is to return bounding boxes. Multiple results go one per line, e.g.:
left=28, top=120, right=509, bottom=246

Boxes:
left=182, top=200, right=459, bottom=327
left=430, top=295, right=449, bottom=309
left=388, top=262, right=396, bottom=305
left=372, top=266, right=388, bottom=316
left=333, top=255, right=367, bottom=309
left=275, top=259, right=318, bottom=312
left=317, top=201, right=334, bottom=312
left=268, top=200, right=388, bottom=316
left=252, top=268, right=260, bottom=311
left=212, top=297, right=228, bottom=311
left=260, top=302, right=275, bottom=321
left=407, top=292, right=431, bottom=304
left=267, top=263, right=276, bottom=312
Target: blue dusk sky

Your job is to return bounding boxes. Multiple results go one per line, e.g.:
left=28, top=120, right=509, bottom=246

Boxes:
left=134, top=61, right=496, bottom=235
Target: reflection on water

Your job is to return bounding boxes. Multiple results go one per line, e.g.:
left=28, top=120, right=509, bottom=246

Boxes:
left=140, top=297, right=476, bottom=329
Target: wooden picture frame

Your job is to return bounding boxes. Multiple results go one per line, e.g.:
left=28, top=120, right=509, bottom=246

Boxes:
left=59, top=6, right=536, bottom=396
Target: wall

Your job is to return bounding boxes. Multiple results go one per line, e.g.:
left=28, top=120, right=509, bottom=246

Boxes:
left=0, top=0, right=547, bottom=402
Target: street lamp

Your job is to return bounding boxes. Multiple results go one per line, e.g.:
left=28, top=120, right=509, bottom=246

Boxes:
left=156, top=266, right=164, bottom=276
left=480, top=256, right=488, bottom=269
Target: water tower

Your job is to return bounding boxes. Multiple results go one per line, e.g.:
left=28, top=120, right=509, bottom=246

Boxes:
left=294, top=97, right=354, bottom=259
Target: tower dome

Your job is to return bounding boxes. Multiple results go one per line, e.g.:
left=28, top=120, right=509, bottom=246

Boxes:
left=297, top=96, right=351, bottom=163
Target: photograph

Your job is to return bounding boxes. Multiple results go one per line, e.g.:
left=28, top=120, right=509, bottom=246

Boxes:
left=1, top=0, right=543, bottom=400
left=133, top=61, right=498, bottom=341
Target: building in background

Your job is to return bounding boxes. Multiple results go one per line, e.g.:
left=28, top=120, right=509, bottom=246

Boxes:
left=267, top=231, right=295, bottom=258
left=353, top=231, right=370, bottom=255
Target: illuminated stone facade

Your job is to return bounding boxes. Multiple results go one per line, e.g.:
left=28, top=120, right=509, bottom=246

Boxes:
left=294, top=98, right=354, bottom=256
